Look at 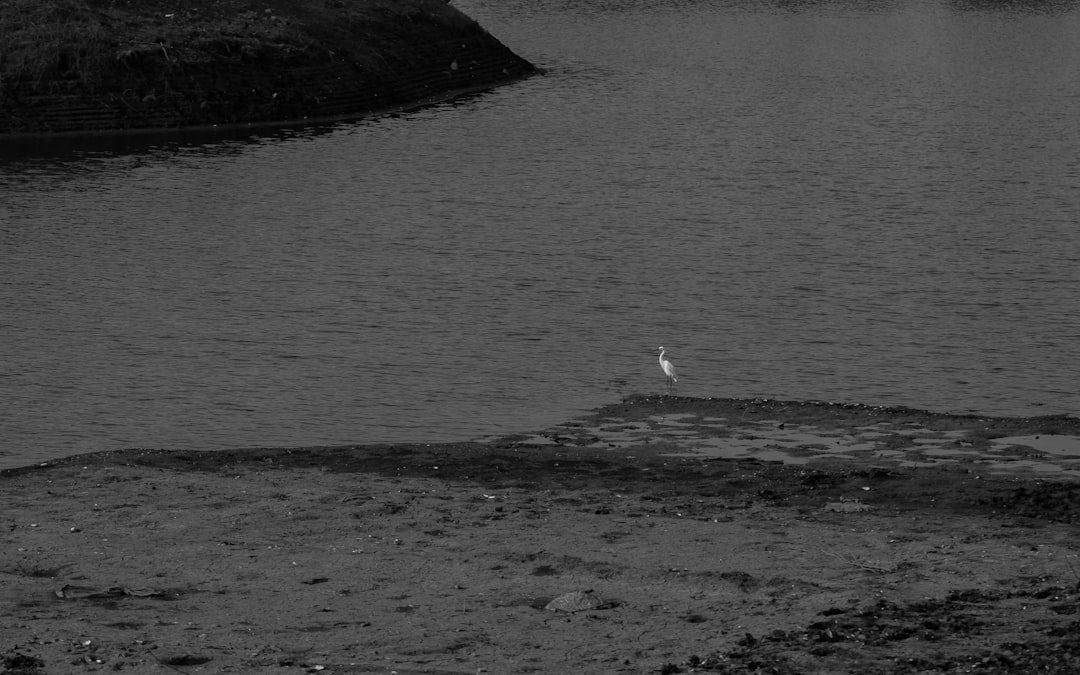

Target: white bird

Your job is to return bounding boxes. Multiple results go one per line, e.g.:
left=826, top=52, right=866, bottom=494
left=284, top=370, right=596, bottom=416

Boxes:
left=658, top=346, right=677, bottom=394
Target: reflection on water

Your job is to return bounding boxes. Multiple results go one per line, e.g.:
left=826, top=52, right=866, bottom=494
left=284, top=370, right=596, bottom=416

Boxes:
left=2, top=0, right=1079, bottom=469
left=946, top=0, right=1080, bottom=13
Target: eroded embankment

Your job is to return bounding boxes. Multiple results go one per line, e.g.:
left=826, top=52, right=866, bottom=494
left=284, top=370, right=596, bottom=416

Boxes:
left=0, top=0, right=537, bottom=135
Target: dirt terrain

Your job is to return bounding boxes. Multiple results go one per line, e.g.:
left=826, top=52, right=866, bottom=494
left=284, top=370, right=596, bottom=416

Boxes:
left=3, top=396, right=1080, bottom=674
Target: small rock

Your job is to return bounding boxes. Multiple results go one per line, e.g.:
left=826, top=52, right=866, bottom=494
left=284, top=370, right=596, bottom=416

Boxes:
left=823, top=501, right=872, bottom=513
left=545, top=590, right=608, bottom=613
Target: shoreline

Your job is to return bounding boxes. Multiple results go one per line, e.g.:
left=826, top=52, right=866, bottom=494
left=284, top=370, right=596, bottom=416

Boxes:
left=0, top=76, right=537, bottom=141
left=4, top=397, right=1080, bottom=673
left=9, top=394, right=1080, bottom=479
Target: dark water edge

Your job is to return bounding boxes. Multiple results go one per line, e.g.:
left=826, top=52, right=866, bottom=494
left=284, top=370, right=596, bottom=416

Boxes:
left=6, top=395, right=1079, bottom=476
left=586, top=395, right=1080, bottom=435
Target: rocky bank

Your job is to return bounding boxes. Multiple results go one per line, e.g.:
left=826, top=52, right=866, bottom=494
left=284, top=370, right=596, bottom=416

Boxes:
left=0, top=0, right=536, bottom=135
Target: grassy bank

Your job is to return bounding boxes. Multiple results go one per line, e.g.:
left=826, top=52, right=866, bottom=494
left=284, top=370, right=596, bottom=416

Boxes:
left=0, top=0, right=535, bottom=133
left=1, top=0, right=484, bottom=86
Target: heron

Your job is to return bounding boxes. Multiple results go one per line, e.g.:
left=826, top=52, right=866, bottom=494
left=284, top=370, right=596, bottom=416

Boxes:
left=658, top=346, right=677, bottom=394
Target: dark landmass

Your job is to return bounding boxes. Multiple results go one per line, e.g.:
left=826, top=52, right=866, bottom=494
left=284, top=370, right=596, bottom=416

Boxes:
left=0, top=0, right=536, bottom=135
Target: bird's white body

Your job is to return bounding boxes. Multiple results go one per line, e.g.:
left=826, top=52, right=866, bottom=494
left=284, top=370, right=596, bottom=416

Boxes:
left=658, top=346, right=677, bottom=393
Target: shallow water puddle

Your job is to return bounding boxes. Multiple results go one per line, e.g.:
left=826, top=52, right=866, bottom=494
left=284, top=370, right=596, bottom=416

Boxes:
left=979, top=458, right=1080, bottom=477
left=992, top=435, right=1080, bottom=456
left=503, top=409, right=1080, bottom=479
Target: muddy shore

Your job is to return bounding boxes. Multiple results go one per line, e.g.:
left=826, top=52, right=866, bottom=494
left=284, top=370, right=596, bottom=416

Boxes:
left=3, top=396, right=1080, bottom=674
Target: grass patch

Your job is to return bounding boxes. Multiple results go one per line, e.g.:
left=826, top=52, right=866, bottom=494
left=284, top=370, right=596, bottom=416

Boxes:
left=0, top=0, right=113, bottom=86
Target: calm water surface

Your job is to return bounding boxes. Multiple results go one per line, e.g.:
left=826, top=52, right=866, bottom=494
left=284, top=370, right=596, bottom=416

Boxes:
left=2, top=0, right=1079, bottom=469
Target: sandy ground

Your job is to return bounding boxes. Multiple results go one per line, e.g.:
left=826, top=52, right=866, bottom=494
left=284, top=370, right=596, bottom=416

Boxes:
left=3, top=396, right=1080, bottom=675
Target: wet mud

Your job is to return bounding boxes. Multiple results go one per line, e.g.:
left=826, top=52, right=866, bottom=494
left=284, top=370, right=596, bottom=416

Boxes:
left=2, top=396, right=1078, bottom=673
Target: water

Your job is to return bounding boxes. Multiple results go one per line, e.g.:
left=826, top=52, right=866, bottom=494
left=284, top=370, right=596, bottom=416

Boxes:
left=2, top=0, right=1079, bottom=470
